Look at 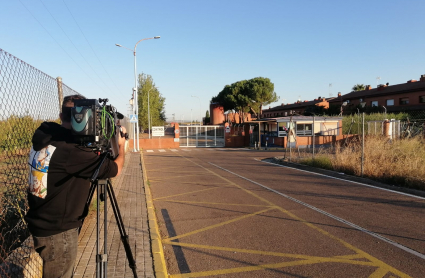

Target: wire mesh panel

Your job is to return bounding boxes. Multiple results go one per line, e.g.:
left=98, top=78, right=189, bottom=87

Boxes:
left=179, top=126, right=224, bottom=147
left=367, top=120, right=401, bottom=138
left=0, top=48, right=83, bottom=277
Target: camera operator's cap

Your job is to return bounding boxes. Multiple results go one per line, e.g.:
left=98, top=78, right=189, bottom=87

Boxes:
left=62, top=94, right=86, bottom=107
left=61, top=94, right=86, bottom=122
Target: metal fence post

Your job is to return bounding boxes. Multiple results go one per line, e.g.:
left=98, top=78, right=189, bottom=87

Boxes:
left=57, top=76, right=63, bottom=110
left=361, top=112, right=365, bottom=177
left=313, top=115, right=315, bottom=161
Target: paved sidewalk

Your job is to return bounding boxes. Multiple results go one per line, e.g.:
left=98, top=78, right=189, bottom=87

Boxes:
left=73, top=152, right=154, bottom=278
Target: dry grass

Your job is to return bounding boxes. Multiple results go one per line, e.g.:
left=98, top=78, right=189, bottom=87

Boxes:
left=298, top=136, right=425, bottom=190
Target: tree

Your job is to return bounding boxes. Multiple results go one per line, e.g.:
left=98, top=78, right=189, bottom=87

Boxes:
left=137, top=73, right=166, bottom=130
left=205, top=110, right=210, bottom=124
left=304, top=105, right=326, bottom=116
left=211, top=77, right=278, bottom=123
left=245, top=77, right=278, bottom=118
left=352, top=84, right=366, bottom=91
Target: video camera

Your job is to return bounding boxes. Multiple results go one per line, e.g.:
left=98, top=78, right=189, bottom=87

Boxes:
left=71, top=98, right=127, bottom=159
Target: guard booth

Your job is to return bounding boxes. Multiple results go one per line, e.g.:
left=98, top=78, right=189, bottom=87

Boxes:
left=179, top=125, right=225, bottom=147
left=247, top=116, right=343, bottom=148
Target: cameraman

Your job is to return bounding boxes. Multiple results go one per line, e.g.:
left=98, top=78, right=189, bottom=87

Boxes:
left=25, top=95, right=127, bottom=278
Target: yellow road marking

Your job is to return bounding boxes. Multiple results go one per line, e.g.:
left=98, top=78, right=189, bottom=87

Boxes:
left=369, top=267, right=390, bottom=278
left=169, top=258, right=370, bottom=278
left=166, top=207, right=276, bottom=241
left=162, top=200, right=275, bottom=208
left=162, top=241, right=375, bottom=266
left=153, top=187, right=220, bottom=201
left=332, top=254, right=365, bottom=260
left=149, top=173, right=217, bottom=181
left=149, top=152, right=412, bottom=277
left=150, top=169, right=208, bottom=174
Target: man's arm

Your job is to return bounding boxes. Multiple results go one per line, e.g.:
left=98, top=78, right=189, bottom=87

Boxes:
left=114, top=126, right=127, bottom=176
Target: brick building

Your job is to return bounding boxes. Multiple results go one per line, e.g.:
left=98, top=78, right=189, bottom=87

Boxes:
left=261, top=97, right=330, bottom=117
left=329, top=74, right=425, bottom=114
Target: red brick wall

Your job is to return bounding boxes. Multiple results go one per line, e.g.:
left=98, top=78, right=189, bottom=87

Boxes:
left=128, top=138, right=179, bottom=149
left=294, top=134, right=356, bottom=147
left=224, top=130, right=356, bottom=148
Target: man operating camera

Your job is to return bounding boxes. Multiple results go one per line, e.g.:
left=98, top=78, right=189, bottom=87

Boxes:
left=25, top=94, right=127, bottom=278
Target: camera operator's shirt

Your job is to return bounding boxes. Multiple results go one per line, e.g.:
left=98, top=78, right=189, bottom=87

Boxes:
left=25, top=122, right=118, bottom=237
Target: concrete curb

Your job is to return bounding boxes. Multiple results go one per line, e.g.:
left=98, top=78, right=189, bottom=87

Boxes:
left=140, top=151, right=169, bottom=278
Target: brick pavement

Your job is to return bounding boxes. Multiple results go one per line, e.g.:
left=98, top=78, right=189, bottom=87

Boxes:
left=73, top=152, right=154, bottom=278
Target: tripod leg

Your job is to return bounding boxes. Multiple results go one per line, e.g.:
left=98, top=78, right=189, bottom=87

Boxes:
left=96, top=180, right=108, bottom=278
left=106, top=179, right=138, bottom=278
left=102, top=179, right=108, bottom=278
left=96, top=180, right=101, bottom=278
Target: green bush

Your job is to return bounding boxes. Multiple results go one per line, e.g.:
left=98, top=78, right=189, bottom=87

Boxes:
left=0, top=116, right=44, bottom=151
left=342, top=112, right=409, bottom=135
left=299, top=156, right=333, bottom=170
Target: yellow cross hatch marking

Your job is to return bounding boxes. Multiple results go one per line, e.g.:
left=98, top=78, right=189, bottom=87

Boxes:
left=162, top=200, right=275, bottom=208
left=165, top=207, right=276, bottom=241
left=153, top=187, right=220, bottom=201
left=148, top=152, right=413, bottom=278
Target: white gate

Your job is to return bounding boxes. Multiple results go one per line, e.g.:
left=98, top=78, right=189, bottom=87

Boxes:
left=179, top=125, right=224, bottom=147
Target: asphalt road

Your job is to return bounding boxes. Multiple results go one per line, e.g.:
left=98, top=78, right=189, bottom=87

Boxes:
left=143, top=148, right=425, bottom=278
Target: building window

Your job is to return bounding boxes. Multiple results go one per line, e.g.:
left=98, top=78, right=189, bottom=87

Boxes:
left=420, top=96, right=425, bottom=103
left=371, top=101, right=378, bottom=107
left=296, top=123, right=313, bottom=136
left=386, top=99, right=394, bottom=106
left=278, top=122, right=288, bottom=137
left=400, top=97, right=409, bottom=105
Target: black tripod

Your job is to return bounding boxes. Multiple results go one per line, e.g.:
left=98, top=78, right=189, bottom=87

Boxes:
left=86, top=153, right=138, bottom=278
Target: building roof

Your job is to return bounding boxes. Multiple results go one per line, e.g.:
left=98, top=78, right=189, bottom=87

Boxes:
left=245, top=116, right=342, bottom=123
left=276, top=116, right=342, bottom=122
left=332, top=81, right=425, bottom=102
left=263, top=99, right=327, bottom=112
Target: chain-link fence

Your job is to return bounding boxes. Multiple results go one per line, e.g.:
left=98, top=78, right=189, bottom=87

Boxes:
left=0, top=48, right=86, bottom=277
left=0, top=48, right=134, bottom=277
left=277, top=111, right=425, bottom=191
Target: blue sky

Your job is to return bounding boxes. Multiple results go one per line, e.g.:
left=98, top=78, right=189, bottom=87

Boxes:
left=1, top=0, right=425, bottom=123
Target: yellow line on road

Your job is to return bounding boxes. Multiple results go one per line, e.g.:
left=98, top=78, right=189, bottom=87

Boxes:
left=162, top=200, right=275, bottom=208
left=141, top=152, right=168, bottom=278
left=170, top=153, right=412, bottom=278
left=332, top=254, right=365, bottom=260
left=166, top=207, right=276, bottom=241
left=149, top=169, right=208, bottom=174
left=168, top=257, right=372, bottom=278
left=369, top=267, right=390, bottom=278
left=153, top=187, right=220, bottom=201
left=162, top=241, right=376, bottom=266
left=149, top=173, right=215, bottom=181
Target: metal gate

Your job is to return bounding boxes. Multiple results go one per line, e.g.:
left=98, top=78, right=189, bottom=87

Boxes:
left=179, top=125, right=225, bottom=147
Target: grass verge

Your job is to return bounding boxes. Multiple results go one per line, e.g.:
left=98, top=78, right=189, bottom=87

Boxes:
left=290, top=136, right=425, bottom=191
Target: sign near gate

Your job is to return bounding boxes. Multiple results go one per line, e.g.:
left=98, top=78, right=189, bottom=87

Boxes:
left=152, top=126, right=164, bottom=137
left=225, top=126, right=230, bottom=133
left=129, top=114, right=138, bottom=123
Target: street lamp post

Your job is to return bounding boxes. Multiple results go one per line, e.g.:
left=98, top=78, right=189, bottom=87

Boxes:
left=129, top=97, right=135, bottom=151
left=116, top=36, right=160, bottom=151
left=147, top=87, right=154, bottom=139
left=191, top=95, right=201, bottom=125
